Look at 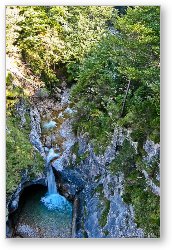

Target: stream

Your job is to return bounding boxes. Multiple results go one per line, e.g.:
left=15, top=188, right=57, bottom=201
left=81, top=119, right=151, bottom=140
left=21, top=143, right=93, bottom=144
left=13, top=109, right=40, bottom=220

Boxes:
left=12, top=90, right=75, bottom=238
left=14, top=185, right=72, bottom=238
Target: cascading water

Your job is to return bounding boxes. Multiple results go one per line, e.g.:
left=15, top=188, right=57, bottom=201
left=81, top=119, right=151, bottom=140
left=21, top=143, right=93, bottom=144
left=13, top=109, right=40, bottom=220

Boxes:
left=47, top=167, right=57, bottom=195
left=13, top=147, right=73, bottom=238
left=41, top=148, right=72, bottom=211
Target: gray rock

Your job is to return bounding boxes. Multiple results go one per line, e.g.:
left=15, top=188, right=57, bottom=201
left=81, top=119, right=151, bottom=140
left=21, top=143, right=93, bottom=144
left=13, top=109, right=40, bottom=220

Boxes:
left=29, top=107, right=46, bottom=160
left=104, top=195, right=144, bottom=238
left=142, top=140, right=160, bottom=196
left=16, top=99, right=26, bottom=128
left=35, top=88, right=49, bottom=99
left=52, top=168, right=86, bottom=200
left=15, top=224, right=41, bottom=238
left=8, top=177, right=46, bottom=214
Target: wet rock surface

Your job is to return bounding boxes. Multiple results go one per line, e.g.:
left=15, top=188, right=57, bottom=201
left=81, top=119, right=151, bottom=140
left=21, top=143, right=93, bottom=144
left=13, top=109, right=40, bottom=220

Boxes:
left=29, top=106, right=46, bottom=160
left=13, top=186, right=72, bottom=238
left=52, top=126, right=145, bottom=238
left=7, top=90, right=75, bottom=238
left=53, top=168, right=86, bottom=201
left=8, top=177, right=46, bottom=214
left=51, top=126, right=145, bottom=238
left=7, top=88, right=159, bottom=238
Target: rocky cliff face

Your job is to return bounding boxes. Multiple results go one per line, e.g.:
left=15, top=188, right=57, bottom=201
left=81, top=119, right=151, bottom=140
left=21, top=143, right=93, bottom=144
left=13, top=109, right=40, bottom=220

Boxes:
left=50, top=89, right=160, bottom=238
left=52, top=127, right=144, bottom=238
left=7, top=88, right=160, bottom=238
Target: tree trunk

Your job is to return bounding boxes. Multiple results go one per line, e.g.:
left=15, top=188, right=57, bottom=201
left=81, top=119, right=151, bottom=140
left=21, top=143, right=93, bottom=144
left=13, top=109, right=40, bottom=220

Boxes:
left=120, top=79, right=131, bottom=117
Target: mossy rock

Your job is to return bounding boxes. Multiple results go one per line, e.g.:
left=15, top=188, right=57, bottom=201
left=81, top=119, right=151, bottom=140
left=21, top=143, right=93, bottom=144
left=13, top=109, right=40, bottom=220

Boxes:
left=6, top=112, right=44, bottom=198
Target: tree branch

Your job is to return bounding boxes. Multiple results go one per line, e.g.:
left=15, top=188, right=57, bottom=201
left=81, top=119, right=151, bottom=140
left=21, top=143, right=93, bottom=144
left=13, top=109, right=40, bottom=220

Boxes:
left=120, top=79, right=131, bottom=117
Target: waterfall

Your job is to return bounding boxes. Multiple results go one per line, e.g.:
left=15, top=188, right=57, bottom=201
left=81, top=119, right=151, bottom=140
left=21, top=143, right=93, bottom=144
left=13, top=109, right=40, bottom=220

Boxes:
left=46, top=148, right=59, bottom=195
left=47, top=167, right=57, bottom=195
left=40, top=115, right=72, bottom=211
left=41, top=148, right=72, bottom=211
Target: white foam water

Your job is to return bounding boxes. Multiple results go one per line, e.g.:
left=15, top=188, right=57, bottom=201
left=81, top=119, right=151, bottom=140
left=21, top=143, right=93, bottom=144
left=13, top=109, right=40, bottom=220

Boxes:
left=41, top=193, right=72, bottom=211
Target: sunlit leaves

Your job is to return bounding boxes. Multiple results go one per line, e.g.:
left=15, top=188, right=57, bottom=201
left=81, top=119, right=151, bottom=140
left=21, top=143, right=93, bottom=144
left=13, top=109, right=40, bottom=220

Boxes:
left=14, top=6, right=114, bottom=86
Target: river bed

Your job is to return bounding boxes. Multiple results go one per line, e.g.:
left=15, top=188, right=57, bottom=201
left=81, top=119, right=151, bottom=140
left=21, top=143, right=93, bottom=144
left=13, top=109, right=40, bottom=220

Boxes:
left=14, top=185, right=73, bottom=238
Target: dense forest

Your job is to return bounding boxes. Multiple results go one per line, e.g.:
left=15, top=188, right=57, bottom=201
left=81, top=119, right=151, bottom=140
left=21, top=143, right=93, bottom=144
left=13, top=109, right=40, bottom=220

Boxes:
left=6, top=6, right=160, bottom=238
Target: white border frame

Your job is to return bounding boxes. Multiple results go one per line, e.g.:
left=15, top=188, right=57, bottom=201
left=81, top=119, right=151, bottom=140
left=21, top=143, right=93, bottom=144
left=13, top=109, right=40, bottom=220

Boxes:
left=1, top=1, right=171, bottom=249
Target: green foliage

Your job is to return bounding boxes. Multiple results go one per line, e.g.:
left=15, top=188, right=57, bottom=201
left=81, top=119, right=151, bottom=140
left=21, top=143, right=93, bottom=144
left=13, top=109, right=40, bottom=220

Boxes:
left=71, top=6, right=160, bottom=149
left=71, top=142, right=89, bottom=164
left=70, top=6, right=160, bottom=237
left=94, top=183, right=110, bottom=228
left=71, top=35, right=120, bottom=154
left=70, top=7, right=160, bottom=237
left=95, top=184, right=104, bottom=195
left=114, top=6, right=160, bottom=144
left=99, top=199, right=110, bottom=228
left=109, top=138, right=160, bottom=237
left=14, top=6, right=113, bottom=90
left=6, top=72, right=24, bottom=115
left=6, top=115, right=44, bottom=196
left=6, top=6, right=20, bottom=54
left=123, top=173, right=160, bottom=237
left=103, top=230, right=109, bottom=237
left=6, top=6, right=160, bottom=237
left=109, top=139, right=137, bottom=175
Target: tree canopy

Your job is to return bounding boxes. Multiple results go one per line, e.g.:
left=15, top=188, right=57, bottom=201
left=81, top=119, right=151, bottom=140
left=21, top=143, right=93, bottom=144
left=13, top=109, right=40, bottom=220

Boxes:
left=71, top=6, right=160, bottom=149
left=6, top=6, right=160, bottom=237
left=14, top=6, right=114, bottom=88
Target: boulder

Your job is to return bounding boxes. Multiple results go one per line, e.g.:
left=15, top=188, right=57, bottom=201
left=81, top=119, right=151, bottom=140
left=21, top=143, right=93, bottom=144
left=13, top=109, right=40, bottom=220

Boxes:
left=52, top=168, right=85, bottom=201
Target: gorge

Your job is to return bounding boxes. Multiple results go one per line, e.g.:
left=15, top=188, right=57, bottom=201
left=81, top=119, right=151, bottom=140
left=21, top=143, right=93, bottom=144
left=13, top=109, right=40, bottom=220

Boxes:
left=6, top=88, right=159, bottom=238
left=6, top=6, right=160, bottom=238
